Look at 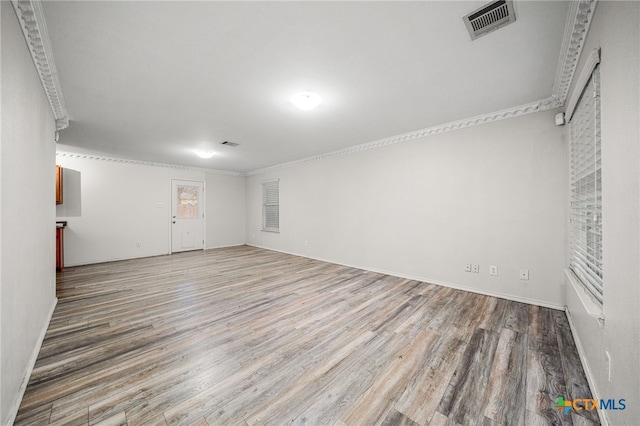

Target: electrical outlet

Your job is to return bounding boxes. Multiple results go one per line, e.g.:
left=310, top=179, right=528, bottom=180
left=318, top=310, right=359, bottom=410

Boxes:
left=472, top=264, right=480, bottom=273
left=489, top=265, right=498, bottom=276
left=519, top=269, right=529, bottom=280
left=465, top=264, right=472, bottom=272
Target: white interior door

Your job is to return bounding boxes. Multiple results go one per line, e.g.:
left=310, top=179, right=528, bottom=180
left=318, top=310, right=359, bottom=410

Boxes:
left=171, top=180, right=204, bottom=253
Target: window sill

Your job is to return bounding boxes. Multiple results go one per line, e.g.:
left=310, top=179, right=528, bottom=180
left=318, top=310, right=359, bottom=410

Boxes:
left=261, top=229, right=280, bottom=233
left=565, top=268, right=605, bottom=325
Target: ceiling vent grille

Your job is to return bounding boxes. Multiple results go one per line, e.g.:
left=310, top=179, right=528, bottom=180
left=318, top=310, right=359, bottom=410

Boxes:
left=463, top=0, right=516, bottom=41
left=221, top=141, right=239, bottom=147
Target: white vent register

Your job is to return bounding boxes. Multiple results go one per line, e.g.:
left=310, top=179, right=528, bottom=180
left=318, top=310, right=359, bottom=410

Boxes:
left=463, top=0, right=516, bottom=40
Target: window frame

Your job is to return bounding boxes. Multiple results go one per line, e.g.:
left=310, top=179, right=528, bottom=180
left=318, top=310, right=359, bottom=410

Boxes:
left=262, top=179, right=280, bottom=233
left=568, top=63, right=603, bottom=305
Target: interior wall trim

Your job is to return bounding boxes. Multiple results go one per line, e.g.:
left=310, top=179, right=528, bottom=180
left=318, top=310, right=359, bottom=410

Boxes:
left=11, top=0, right=69, bottom=130
left=247, top=98, right=554, bottom=176
left=247, top=243, right=565, bottom=311
left=55, top=152, right=243, bottom=177
left=247, top=0, right=598, bottom=177
left=6, top=298, right=57, bottom=426
left=565, top=48, right=601, bottom=122
left=564, top=307, right=608, bottom=425
left=23, top=0, right=596, bottom=174
left=551, top=0, right=599, bottom=106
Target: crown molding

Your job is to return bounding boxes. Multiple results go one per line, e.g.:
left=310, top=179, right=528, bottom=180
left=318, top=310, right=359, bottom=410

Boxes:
left=11, top=0, right=69, bottom=130
left=59, top=96, right=559, bottom=179
left=247, top=1, right=597, bottom=177
left=56, top=151, right=243, bottom=177
left=35, top=0, right=595, bottom=176
left=551, top=0, right=598, bottom=106
left=248, top=98, right=559, bottom=176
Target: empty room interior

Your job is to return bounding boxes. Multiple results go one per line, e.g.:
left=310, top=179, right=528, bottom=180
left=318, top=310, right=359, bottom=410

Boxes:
left=1, top=0, right=639, bottom=425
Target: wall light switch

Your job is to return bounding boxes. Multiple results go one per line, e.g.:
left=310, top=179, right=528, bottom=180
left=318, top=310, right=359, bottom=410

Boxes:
left=519, top=269, right=529, bottom=280
left=465, top=264, right=472, bottom=272
left=472, top=264, right=480, bottom=273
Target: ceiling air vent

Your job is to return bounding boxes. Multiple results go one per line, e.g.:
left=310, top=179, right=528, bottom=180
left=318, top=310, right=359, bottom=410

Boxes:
left=463, top=0, right=516, bottom=41
left=221, top=141, right=239, bottom=147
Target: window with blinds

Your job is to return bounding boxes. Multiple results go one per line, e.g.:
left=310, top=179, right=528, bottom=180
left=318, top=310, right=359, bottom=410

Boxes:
left=262, top=180, right=279, bottom=232
left=569, top=65, right=602, bottom=304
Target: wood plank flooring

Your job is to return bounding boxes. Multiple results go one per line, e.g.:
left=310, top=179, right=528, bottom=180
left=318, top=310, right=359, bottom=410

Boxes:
left=15, top=246, right=598, bottom=425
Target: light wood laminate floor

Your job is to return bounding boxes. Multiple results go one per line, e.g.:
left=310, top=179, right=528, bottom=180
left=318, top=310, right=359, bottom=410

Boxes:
left=16, top=246, right=598, bottom=426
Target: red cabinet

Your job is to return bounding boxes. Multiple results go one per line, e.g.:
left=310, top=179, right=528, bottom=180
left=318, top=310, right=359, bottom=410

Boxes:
left=56, top=221, right=66, bottom=271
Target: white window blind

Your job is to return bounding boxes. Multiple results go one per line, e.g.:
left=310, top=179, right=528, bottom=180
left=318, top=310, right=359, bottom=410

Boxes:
left=569, top=65, right=602, bottom=304
left=262, top=180, right=279, bottom=232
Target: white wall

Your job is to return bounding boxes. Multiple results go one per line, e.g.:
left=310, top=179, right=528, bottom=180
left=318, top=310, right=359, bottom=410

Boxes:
left=55, top=167, right=81, bottom=217
left=564, top=2, right=640, bottom=424
left=246, top=109, right=566, bottom=308
left=206, top=172, right=246, bottom=249
left=1, top=2, right=58, bottom=424
left=55, top=154, right=245, bottom=266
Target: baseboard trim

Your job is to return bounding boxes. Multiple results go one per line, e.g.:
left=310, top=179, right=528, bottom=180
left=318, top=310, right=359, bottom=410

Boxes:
left=6, top=296, right=57, bottom=426
left=245, top=244, right=565, bottom=311
left=205, top=243, right=247, bottom=251
left=564, top=307, right=609, bottom=426
left=64, top=245, right=247, bottom=268
left=374, top=268, right=564, bottom=311
left=63, top=252, right=170, bottom=267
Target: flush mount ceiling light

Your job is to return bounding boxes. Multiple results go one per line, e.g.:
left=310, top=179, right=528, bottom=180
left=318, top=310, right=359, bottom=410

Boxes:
left=194, top=149, right=215, bottom=159
left=291, top=92, right=322, bottom=111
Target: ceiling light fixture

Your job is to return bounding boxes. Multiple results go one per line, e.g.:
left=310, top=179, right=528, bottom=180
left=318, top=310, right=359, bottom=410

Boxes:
left=194, top=149, right=215, bottom=159
left=291, top=92, right=322, bottom=111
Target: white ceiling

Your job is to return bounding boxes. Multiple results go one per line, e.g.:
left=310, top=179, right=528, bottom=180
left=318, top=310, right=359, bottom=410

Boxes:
left=43, top=1, right=569, bottom=173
